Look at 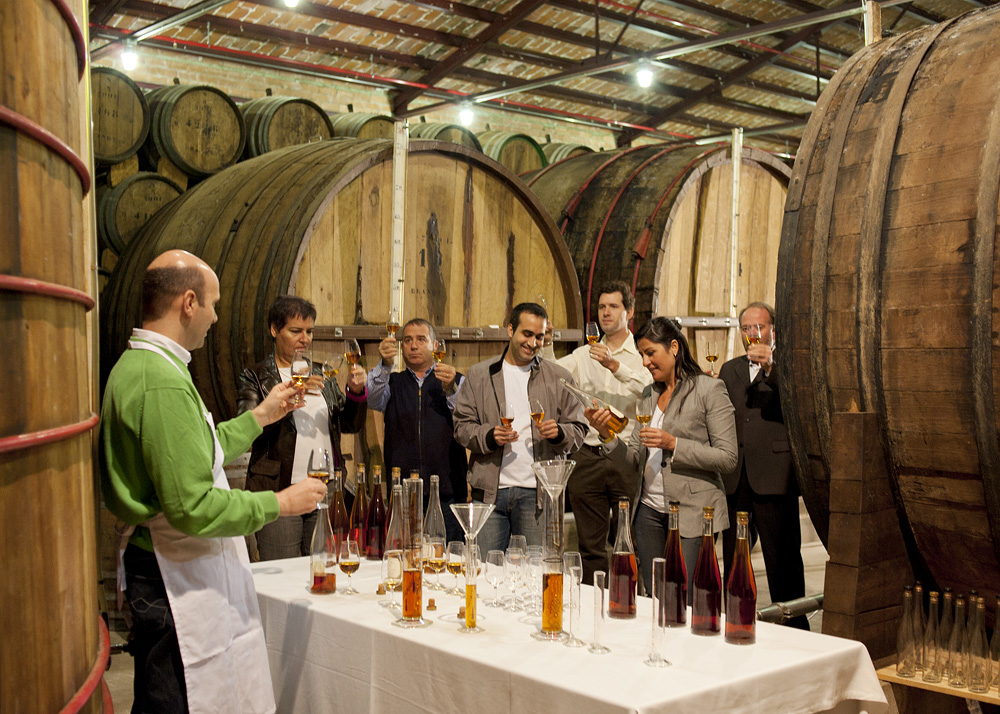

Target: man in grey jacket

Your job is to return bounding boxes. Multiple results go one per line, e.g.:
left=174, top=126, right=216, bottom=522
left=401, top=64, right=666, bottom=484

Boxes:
left=453, top=303, right=588, bottom=553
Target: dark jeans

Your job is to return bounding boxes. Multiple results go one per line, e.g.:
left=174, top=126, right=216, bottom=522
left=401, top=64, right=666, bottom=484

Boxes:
left=123, top=544, right=189, bottom=714
left=477, top=487, right=543, bottom=553
left=634, top=502, right=706, bottom=604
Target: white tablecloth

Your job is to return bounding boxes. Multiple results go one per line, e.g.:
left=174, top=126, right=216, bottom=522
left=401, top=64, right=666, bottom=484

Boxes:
left=253, top=557, right=887, bottom=714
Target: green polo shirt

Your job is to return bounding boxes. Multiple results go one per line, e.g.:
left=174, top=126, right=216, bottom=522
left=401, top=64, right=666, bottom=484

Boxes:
left=100, top=335, right=280, bottom=552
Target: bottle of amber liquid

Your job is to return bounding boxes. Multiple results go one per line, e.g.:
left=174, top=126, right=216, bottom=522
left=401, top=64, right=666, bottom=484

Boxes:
left=608, top=498, right=637, bottom=619
left=349, top=463, right=369, bottom=553
left=329, top=469, right=349, bottom=561
left=661, top=501, right=687, bottom=627
left=691, top=506, right=722, bottom=636
left=724, top=511, right=757, bottom=644
left=364, top=465, right=388, bottom=560
left=309, top=486, right=337, bottom=594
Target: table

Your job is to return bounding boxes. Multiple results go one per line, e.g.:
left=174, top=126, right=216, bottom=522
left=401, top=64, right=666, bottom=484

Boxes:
left=253, top=557, right=887, bottom=714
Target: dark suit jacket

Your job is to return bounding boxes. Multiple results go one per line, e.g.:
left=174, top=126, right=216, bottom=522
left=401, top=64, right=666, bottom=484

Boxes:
left=718, top=355, right=796, bottom=496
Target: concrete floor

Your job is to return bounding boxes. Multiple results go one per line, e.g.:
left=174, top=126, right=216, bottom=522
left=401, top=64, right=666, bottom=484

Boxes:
left=103, top=502, right=829, bottom=711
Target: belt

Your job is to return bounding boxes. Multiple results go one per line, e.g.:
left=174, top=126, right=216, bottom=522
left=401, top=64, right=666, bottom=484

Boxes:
left=581, top=443, right=605, bottom=456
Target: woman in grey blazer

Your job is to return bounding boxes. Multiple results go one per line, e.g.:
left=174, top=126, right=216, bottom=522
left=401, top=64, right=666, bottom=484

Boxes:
left=586, top=317, right=738, bottom=596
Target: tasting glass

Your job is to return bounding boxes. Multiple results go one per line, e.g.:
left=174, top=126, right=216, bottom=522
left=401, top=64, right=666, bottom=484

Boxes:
left=433, top=339, right=447, bottom=364
left=307, top=448, right=331, bottom=508
left=564, top=560, right=585, bottom=647
left=386, top=309, right=400, bottom=337
left=322, top=354, right=342, bottom=380
left=504, top=548, right=524, bottom=611
left=339, top=539, right=361, bottom=595
left=485, top=550, right=505, bottom=607
left=290, top=348, right=311, bottom=404
left=381, top=549, right=403, bottom=609
left=585, top=322, right=600, bottom=344
left=510, top=535, right=527, bottom=553
left=589, top=570, right=611, bottom=654
left=530, top=398, right=545, bottom=425
left=705, top=341, right=719, bottom=377
left=425, top=535, right=447, bottom=590
left=447, top=541, right=465, bottom=596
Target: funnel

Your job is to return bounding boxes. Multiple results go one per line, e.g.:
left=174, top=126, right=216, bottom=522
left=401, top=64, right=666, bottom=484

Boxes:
left=531, top=459, right=576, bottom=498
left=449, top=502, right=495, bottom=539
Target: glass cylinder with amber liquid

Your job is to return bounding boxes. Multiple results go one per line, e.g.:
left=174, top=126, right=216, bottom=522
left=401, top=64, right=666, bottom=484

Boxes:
left=531, top=459, right=576, bottom=642
left=724, top=511, right=757, bottom=644
left=349, top=463, right=369, bottom=553
left=691, top=506, right=722, bottom=635
left=329, top=469, right=349, bottom=562
left=394, top=475, right=430, bottom=628
left=661, top=501, right=687, bottom=627
left=609, top=498, right=637, bottom=619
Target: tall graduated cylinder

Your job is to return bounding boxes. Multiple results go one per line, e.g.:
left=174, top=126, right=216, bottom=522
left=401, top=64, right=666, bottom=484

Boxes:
left=531, top=459, right=576, bottom=641
left=396, top=475, right=430, bottom=628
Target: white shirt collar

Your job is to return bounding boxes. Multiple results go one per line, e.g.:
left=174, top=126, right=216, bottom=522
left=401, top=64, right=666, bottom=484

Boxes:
left=605, top=331, right=638, bottom=355
left=131, top=328, right=192, bottom=366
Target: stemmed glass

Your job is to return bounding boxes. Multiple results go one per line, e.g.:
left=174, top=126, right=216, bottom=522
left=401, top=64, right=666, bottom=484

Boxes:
left=291, top=348, right=311, bottom=405
left=446, top=541, right=465, bottom=596
left=386, top=309, right=400, bottom=337
left=382, top=549, right=402, bottom=609
left=307, top=448, right=331, bottom=508
left=510, top=535, right=527, bottom=553
left=585, top=322, right=600, bottom=345
left=344, top=338, right=362, bottom=367
left=705, top=340, right=719, bottom=377
left=530, top=398, right=545, bottom=425
left=322, top=354, right=343, bottom=380
left=339, top=539, right=361, bottom=595
left=485, top=550, right=505, bottom=607
left=425, top=535, right=447, bottom=590
left=504, top=548, right=523, bottom=611
left=564, top=552, right=585, bottom=647
left=500, top=403, right=515, bottom=429
left=433, top=339, right=446, bottom=364
left=745, top=324, right=763, bottom=346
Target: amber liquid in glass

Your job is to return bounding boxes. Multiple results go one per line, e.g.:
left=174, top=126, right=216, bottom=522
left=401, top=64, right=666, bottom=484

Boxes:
left=542, top=572, right=564, bottom=633
left=402, top=568, right=422, bottom=619
left=586, top=335, right=599, bottom=345
left=609, top=552, right=637, bottom=619
left=446, top=561, right=463, bottom=576
left=311, top=572, right=336, bottom=594
left=291, top=373, right=309, bottom=387
left=530, top=410, right=544, bottom=424
left=465, top=584, right=477, bottom=629
left=344, top=352, right=361, bottom=366
left=499, top=416, right=514, bottom=428
left=339, top=560, right=360, bottom=575
left=387, top=321, right=399, bottom=335
left=307, top=470, right=329, bottom=484
left=691, top=533, right=722, bottom=635
left=635, top=414, right=652, bottom=426
left=605, top=413, right=628, bottom=436
left=432, top=350, right=445, bottom=362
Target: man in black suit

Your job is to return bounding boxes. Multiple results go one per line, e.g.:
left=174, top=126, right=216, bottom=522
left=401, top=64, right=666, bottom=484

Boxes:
left=719, top=302, right=809, bottom=630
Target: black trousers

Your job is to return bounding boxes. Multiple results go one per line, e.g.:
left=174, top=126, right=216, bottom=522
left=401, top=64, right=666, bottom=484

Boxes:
left=123, top=543, right=189, bottom=714
left=722, top=464, right=810, bottom=630
left=566, top=444, right=632, bottom=586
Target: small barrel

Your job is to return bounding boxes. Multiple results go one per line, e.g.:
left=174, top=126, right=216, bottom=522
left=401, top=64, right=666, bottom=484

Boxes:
left=409, top=123, right=482, bottom=152
left=98, top=172, right=183, bottom=255
left=542, top=142, right=594, bottom=163
left=91, top=66, right=150, bottom=164
left=144, top=84, right=246, bottom=177
left=240, top=96, right=334, bottom=157
left=330, top=112, right=394, bottom=139
left=477, top=131, right=548, bottom=175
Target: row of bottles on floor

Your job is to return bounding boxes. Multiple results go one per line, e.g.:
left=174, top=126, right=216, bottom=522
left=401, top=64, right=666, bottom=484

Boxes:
left=897, top=582, right=1000, bottom=693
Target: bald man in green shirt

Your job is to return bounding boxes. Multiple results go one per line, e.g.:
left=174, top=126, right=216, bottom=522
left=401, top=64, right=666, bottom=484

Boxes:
left=100, top=250, right=325, bottom=714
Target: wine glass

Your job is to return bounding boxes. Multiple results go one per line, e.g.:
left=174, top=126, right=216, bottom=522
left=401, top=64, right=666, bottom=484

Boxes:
left=509, top=535, right=527, bottom=553
left=382, top=549, right=403, bottom=609
left=500, top=403, right=515, bottom=429
left=635, top=404, right=653, bottom=429
left=585, top=322, right=600, bottom=345
left=386, top=309, right=400, bottom=337
left=425, top=535, right=446, bottom=590
left=322, top=353, right=343, bottom=380
left=504, top=548, right=523, bottom=611
left=432, top=338, right=446, bottom=364
left=530, top=398, right=545, bottom=425
left=291, top=348, right=311, bottom=405
left=485, top=550, right=505, bottom=607
left=344, top=338, right=362, bottom=369
left=307, top=448, right=331, bottom=508
left=705, top=340, right=719, bottom=377
left=339, top=539, right=361, bottom=594
left=745, top=324, right=763, bottom=346
left=446, top=541, right=465, bottom=596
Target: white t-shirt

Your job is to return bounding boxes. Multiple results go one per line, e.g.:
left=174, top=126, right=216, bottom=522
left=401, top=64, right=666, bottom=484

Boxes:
left=278, top=367, right=336, bottom=486
left=499, top=360, right=536, bottom=489
left=640, top=406, right=668, bottom=513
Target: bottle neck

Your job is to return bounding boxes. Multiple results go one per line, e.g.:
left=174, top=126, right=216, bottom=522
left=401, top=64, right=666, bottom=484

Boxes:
left=613, top=502, right=633, bottom=552
left=702, top=514, right=714, bottom=537
left=736, top=520, right=748, bottom=541
left=667, top=508, right=679, bottom=532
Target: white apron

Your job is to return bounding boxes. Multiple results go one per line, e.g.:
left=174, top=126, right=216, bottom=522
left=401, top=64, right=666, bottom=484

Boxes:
left=130, top=339, right=276, bottom=714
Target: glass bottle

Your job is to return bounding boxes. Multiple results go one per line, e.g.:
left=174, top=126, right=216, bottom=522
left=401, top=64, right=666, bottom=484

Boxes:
left=661, top=502, right=687, bottom=627
left=948, top=595, right=967, bottom=688
left=990, top=595, right=1000, bottom=690
left=424, top=474, right=447, bottom=585
left=939, top=589, right=954, bottom=678
left=968, top=597, right=990, bottom=693
left=691, top=506, right=722, bottom=636
left=385, top=482, right=404, bottom=553
left=725, top=511, right=756, bottom=645
left=329, top=469, right=349, bottom=561
left=387, top=467, right=402, bottom=525
left=349, top=463, right=369, bottom=553
left=913, top=582, right=925, bottom=671
left=896, top=585, right=915, bottom=677
left=608, top=498, right=637, bottom=619
left=921, top=591, right=941, bottom=683
left=364, top=464, right=388, bottom=560
left=309, top=485, right=337, bottom=594
left=558, top=378, right=628, bottom=436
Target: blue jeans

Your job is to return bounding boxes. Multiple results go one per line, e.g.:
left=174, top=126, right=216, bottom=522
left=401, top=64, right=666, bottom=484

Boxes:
left=634, top=502, right=707, bottom=604
left=476, top=487, right=543, bottom=553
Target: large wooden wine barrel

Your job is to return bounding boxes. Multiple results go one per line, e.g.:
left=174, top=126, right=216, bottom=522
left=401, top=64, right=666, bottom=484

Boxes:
left=101, top=138, right=582, bottom=424
left=330, top=112, right=394, bottom=139
left=144, top=84, right=246, bottom=177
left=478, top=131, right=548, bottom=175
left=1, top=0, right=102, bottom=712
left=778, top=5, right=1000, bottom=603
left=91, top=66, right=149, bottom=164
left=542, top=142, right=594, bottom=163
left=527, top=144, right=789, bottom=367
left=241, top=96, right=333, bottom=157
left=409, top=122, right=482, bottom=152
left=97, top=172, right=183, bottom=255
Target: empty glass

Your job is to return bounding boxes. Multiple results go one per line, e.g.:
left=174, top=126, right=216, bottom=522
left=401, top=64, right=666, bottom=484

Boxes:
left=504, top=548, right=524, bottom=611
left=485, top=550, right=505, bottom=607
left=589, top=570, right=610, bottom=654
left=645, top=558, right=671, bottom=667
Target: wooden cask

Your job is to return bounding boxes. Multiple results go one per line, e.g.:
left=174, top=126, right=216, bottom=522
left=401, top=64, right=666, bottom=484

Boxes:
left=542, top=142, right=594, bottom=163
left=409, top=122, right=482, bottom=152
left=478, top=131, right=548, bottom=175
left=777, top=5, right=1000, bottom=601
left=1, top=0, right=102, bottom=712
left=144, top=84, right=246, bottom=177
left=527, top=144, right=789, bottom=368
left=241, top=96, right=333, bottom=157
left=91, top=66, right=149, bottom=165
left=97, top=172, right=182, bottom=255
left=330, top=112, right=394, bottom=139
left=101, top=138, right=581, bottom=424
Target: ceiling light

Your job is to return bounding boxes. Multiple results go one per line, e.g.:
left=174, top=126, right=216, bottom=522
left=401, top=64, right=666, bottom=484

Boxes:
left=459, top=105, right=474, bottom=127
left=121, top=41, right=138, bottom=71
left=283, top=0, right=299, bottom=7
left=636, top=63, right=653, bottom=89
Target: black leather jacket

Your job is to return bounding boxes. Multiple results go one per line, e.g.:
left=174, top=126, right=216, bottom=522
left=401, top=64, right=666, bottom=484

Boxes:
left=237, top=353, right=366, bottom=492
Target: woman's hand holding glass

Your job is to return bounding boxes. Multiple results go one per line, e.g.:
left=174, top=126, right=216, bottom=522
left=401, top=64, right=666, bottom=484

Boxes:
left=638, top=426, right=676, bottom=451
